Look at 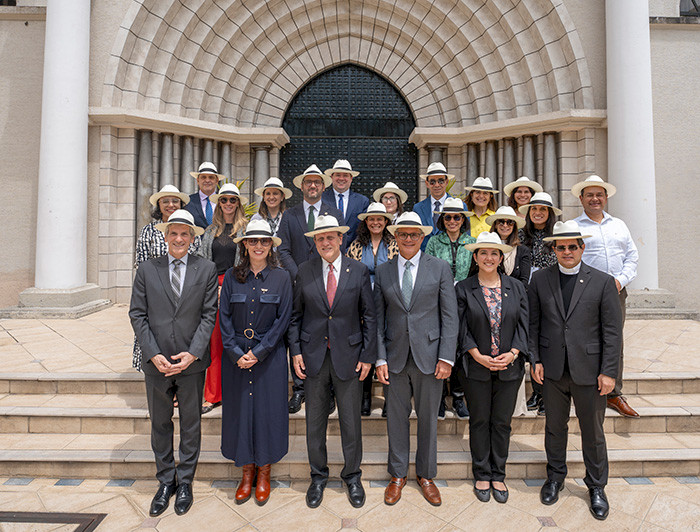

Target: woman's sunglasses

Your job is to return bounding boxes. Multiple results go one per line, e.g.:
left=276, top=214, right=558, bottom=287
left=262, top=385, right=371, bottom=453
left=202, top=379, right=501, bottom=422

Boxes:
left=218, top=196, right=239, bottom=204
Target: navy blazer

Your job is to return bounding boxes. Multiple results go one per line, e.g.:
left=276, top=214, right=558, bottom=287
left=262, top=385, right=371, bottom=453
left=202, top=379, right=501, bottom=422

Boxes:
left=277, top=202, right=345, bottom=281
left=288, top=255, right=377, bottom=380
left=322, top=188, right=370, bottom=244
left=413, top=194, right=470, bottom=251
left=184, top=192, right=209, bottom=229
left=455, top=274, right=529, bottom=381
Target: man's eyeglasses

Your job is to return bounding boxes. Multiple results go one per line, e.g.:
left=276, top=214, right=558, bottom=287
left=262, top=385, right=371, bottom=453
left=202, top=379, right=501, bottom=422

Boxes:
left=218, top=197, right=239, bottom=204
left=554, top=244, right=580, bottom=252
left=427, top=178, right=446, bottom=185
left=395, top=232, right=423, bottom=241
left=246, top=238, right=272, bottom=246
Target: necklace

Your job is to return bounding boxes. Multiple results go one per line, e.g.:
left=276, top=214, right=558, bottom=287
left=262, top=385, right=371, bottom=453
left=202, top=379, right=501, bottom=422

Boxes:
left=478, top=276, right=501, bottom=288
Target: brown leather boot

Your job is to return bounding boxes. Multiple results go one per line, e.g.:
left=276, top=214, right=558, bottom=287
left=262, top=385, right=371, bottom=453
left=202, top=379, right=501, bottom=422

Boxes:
left=235, top=464, right=256, bottom=504
left=255, top=464, right=272, bottom=506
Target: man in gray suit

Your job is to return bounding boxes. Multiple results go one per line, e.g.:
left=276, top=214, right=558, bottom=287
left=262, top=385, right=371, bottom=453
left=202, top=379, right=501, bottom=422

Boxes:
left=374, top=211, right=458, bottom=507
left=529, top=220, right=622, bottom=521
left=129, top=209, right=218, bottom=517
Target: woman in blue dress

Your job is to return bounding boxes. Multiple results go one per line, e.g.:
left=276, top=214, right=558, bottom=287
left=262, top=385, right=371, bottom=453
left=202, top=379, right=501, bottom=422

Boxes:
left=219, top=219, right=292, bottom=506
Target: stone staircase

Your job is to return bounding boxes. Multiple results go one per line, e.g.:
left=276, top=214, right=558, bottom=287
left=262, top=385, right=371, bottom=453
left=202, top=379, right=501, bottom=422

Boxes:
left=2, top=372, right=700, bottom=481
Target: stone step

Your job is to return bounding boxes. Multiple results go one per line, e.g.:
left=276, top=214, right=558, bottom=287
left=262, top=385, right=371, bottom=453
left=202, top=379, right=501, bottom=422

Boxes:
left=2, top=394, right=700, bottom=435
left=626, top=308, right=699, bottom=320
left=3, top=371, right=699, bottom=395
left=0, top=433, right=698, bottom=480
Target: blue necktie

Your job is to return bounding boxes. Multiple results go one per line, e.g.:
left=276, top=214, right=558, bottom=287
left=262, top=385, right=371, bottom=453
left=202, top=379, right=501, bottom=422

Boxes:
left=432, top=200, right=440, bottom=226
left=205, top=198, right=213, bottom=225
left=338, top=193, right=345, bottom=218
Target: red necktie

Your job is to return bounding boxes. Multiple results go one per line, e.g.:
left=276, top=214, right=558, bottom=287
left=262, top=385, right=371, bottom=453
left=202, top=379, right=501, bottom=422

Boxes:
left=326, top=264, right=337, bottom=307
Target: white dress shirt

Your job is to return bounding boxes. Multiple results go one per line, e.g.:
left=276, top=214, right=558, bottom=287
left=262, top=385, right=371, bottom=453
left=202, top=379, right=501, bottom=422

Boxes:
left=303, top=199, right=322, bottom=223
left=333, top=189, right=348, bottom=218
left=168, top=253, right=188, bottom=294
left=322, top=253, right=343, bottom=290
left=198, top=190, right=214, bottom=215
left=574, top=211, right=638, bottom=288
left=430, top=194, right=447, bottom=213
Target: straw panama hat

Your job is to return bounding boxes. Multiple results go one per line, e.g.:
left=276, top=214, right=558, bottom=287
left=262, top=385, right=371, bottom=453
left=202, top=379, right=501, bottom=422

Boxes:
left=303, top=215, right=350, bottom=238
left=189, top=161, right=226, bottom=181
left=254, top=177, right=293, bottom=199
left=570, top=175, right=617, bottom=198
left=543, top=220, right=593, bottom=242
left=433, top=196, right=473, bottom=217
left=486, top=206, right=526, bottom=229
left=465, top=231, right=514, bottom=253
left=465, top=177, right=499, bottom=194
left=325, top=159, right=359, bottom=177
left=293, top=164, right=332, bottom=189
left=518, top=192, right=563, bottom=216
left=358, top=202, right=393, bottom=222
left=149, top=184, right=190, bottom=207
left=387, top=211, right=433, bottom=236
left=155, top=209, right=205, bottom=236
left=233, top=219, right=282, bottom=247
left=373, top=182, right=408, bottom=204
left=503, top=176, right=543, bottom=197
left=210, top=183, right=247, bottom=205
left=420, top=161, right=455, bottom=180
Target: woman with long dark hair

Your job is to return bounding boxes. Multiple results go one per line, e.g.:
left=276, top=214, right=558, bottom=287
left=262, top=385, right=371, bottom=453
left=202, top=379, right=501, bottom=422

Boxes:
left=486, top=206, right=530, bottom=286
left=251, top=177, right=292, bottom=237
left=503, top=176, right=542, bottom=219
left=457, top=232, right=528, bottom=504
left=219, top=219, right=292, bottom=506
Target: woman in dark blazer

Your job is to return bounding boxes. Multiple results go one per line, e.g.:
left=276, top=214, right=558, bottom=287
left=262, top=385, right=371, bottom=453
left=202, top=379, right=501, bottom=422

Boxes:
left=456, top=232, right=529, bottom=504
left=486, top=206, right=531, bottom=286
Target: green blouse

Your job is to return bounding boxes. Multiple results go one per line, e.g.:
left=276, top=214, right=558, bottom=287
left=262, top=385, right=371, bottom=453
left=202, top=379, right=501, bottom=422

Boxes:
left=424, top=231, right=476, bottom=283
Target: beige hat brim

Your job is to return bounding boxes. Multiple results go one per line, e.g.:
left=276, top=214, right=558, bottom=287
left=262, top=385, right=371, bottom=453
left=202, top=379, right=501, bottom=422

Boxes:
left=373, top=187, right=408, bottom=204
left=503, top=180, right=543, bottom=197
left=254, top=184, right=293, bottom=199
left=149, top=191, right=190, bottom=207
left=543, top=233, right=592, bottom=242
left=304, top=225, right=350, bottom=238
left=293, top=173, right=333, bottom=189
left=571, top=181, right=617, bottom=199
left=465, top=186, right=500, bottom=194
left=189, top=171, right=226, bottom=182
left=465, top=241, right=514, bottom=253
left=358, top=211, right=393, bottom=222
left=233, top=234, right=282, bottom=247
left=518, top=203, right=563, bottom=216
left=155, top=220, right=205, bottom=237
left=433, top=209, right=473, bottom=217
left=485, top=213, right=526, bottom=229
left=210, top=192, right=248, bottom=205
left=387, top=223, right=432, bottom=236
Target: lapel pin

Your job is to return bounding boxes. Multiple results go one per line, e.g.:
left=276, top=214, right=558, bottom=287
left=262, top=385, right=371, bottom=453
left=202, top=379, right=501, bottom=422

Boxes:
left=504, top=292, right=508, bottom=297
left=579, top=279, right=584, bottom=283
left=346, top=268, right=350, bottom=273
left=261, top=288, right=268, bottom=293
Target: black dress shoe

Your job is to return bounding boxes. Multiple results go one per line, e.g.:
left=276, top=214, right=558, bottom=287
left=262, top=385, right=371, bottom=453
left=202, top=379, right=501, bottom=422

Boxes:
left=346, top=480, right=366, bottom=508
left=537, top=399, right=546, bottom=416
left=328, top=395, right=336, bottom=415
left=540, top=480, right=564, bottom=505
left=306, top=481, right=326, bottom=508
left=473, top=483, right=490, bottom=502
left=149, top=482, right=177, bottom=517
left=492, top=483, right=509, bottom=504
left=361, top=393, right=371, bottom=416
left=201, top=401, right=221, bottom=415
left=174, top=483, right=193, bottom=515
left=589, top=487, right=609, bottom=520
left=288, top=391, right=304, bottom=414
left=452, top=397, right=469, bottom=419
left=381, top=401, right=387, bottom=418
left=527, top=392, right=542, bottom=411
left=438, top=399, right=446, bottom=420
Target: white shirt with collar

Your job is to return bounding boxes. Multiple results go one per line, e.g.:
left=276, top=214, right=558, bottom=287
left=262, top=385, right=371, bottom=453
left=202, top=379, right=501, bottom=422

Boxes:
left=168, top=253, right=188, bottom=294
left=322, top=253, right=343, bottom=290
left=430, top=193, right=447, bottom=213
left=574, top=211, right=638, bottom=288
left=198, top=190, right=215, bottom=215
left=303, top=199, right=322, bottom=222
left=377, top=250, right=453, bottom=367
left=333, top=189, right=349, bottom=218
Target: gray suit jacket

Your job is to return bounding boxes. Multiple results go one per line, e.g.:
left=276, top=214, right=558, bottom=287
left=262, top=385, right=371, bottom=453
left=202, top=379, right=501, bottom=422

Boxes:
left=374, top=253, right=458, bottom=374
left=129, top=253, right=218, bottom=377
left=527, top=262, right=622, bottom=386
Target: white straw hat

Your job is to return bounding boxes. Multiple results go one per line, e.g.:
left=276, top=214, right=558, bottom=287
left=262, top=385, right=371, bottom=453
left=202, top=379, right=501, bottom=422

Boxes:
left=303, top=215, right=350, bottom=238
left=518, top=192, right=563, bottom=216
left=149, top=184, right=190, bottom=207
left=293, top=164, right=332, bottom=189
left=358, top=202, right=393, bottom=222
left=420, top=161, right=455, bottom=180
left=254, top=177, right=293, bottom=199
left=189, top=161, right=226, bottom=181
left=485, top=206, right=526, bottom=229
left=465, top=231, right=514, bottom=253
left=373, top=182, right=408, bottom=204
left=570, top=175, right=617, bottom=198
left=325, top=159, right=359, bottom=178
left=433, top=196, right=473, bottom=217
left=503, top=176, right=543, bottom=197
left=543, top=220, right=593, bottom=242
left=210, top=183, right=247, bottom=205
left=465, top=177, right=499, bottom=194
left=233, top=219, right=282, bottom=247
left=155, top=209, right=205, bottom=236
left=387, top=211, right=433, bottom=236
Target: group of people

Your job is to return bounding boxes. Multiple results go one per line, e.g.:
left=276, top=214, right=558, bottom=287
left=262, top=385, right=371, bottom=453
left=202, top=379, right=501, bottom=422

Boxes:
left=130, top=158, right=639, bottom=522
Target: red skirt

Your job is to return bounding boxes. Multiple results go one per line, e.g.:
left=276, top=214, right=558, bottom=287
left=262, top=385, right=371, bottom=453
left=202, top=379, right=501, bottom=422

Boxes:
left=204, top=273, right=226, bottom=404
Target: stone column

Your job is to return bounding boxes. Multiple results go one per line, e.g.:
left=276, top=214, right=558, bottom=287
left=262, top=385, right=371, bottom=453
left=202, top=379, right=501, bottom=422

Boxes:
left=159, top=133, right=174, bottom=188
left=606, top=0, right=659, bottom=289
left=426, top=145, right=445, bottom=165
left=253, top=145, right=271, bottom=199
left=180, top=136, right=195, bottom=194
left=202, top=139, right=214, bottom=164
left=466, top=144, right=479, bottom=182
left=502, top=138, right=516, bottom=188
left=136, top=130, right=154, bottom=234
left=19, top=0, right=106, bottom=314
left=542, top=132, right=558, bottom=202
left=522, top=135, right=536, bottom=180
left=219, top=142, right=232, bottom=183
left=484, top=141, right=498, bottom=188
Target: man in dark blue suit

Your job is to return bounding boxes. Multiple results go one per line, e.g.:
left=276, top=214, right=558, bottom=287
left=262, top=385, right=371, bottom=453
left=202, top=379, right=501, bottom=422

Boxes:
left=412, top=162, right=469, bottom=251
left=277, top=164, right=344, bottom=413
left=184, top=162, right=226, bottom=229
left=322, top=159, right=370, bottom=245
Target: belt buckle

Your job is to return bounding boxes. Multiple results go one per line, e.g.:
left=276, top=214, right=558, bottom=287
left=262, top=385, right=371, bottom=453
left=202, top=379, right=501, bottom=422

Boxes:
left=243, top=328, right=254, bottom=339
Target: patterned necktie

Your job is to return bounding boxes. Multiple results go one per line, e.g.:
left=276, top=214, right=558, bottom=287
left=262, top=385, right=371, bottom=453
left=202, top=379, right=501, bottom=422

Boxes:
left=171, top=259, right=183, bottom=300
left=338, top=193, right=344, bottom=217
left=433, top=200, right=440, bottom=225
left=307, top=205, right=315, bottom=231
left=326, top=263, right=337, bottom=307
left=205, top=198, right=213, bottom=225
left=402, top=260, right=413, bottom=307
